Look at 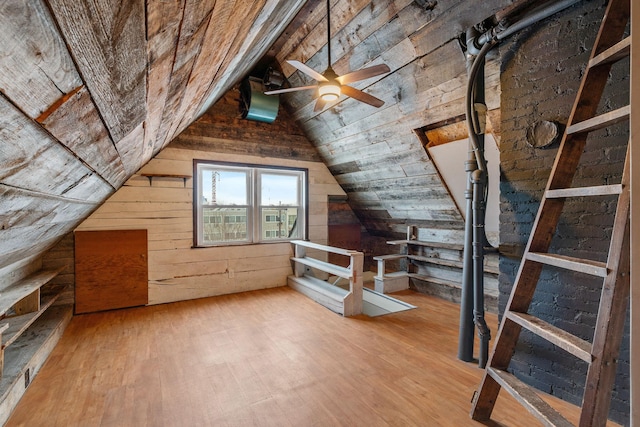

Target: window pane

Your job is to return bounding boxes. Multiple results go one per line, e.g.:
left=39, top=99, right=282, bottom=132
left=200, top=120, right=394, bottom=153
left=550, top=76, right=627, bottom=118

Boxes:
left=261, top=173, right=298, bottom=206
left=261, top=207, right=299, bottom=240
left=202, top=169, right=248, bottom=205
left=202, top=207, right=248, bottom=243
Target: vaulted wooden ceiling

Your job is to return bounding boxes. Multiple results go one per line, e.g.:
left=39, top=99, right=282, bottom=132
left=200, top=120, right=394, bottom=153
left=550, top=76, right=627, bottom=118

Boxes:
left=264, top=0, right=513, bottom=238
left=1, top=0, right=522, bottom=271
left=0, top=0, right=306, bottom=270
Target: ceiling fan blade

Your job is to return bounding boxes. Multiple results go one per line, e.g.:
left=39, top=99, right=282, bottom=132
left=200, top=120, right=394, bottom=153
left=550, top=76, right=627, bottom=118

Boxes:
left=313, top=98, right=327, bottom=112
left=341, top=85, right=385, bottom=108
left=264, top=85, right=317, bottom=95
left=336, top=64, right=391, bottom=85
left=287, top=60, right=328, bottom=82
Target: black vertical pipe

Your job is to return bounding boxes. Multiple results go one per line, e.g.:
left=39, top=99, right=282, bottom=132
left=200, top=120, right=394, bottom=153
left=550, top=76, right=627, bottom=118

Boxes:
left=458, top=0, right=583, bottom=368
left=471, top=56, right=491, bottom=369
left=457, top=50, right=478, bottom=362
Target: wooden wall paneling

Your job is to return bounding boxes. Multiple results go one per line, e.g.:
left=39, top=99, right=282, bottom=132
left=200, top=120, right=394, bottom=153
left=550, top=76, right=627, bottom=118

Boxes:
left=170, top=0, right=250, bottom=133
left=148, top=266, right=293, bottom=304
left=138, top=158, right=193, bottom=177
left=0, top=96, right=112, bottom=202
left=145, top=0, right=185, bottom=153
left=2, top=224, right=79, bottom=271
left=0, top=0, right=82, bottom=118
left=0, top=185, right=98, bottom=268
left=329, top=0, right=415, bottom=69
left=306, top=1, right=424, bottom=80
left=189, top=0, right=307, bottom=127
left=145, top=50, right=177, bottom=154
left=156, top=0, right=218, bottom=144
left=328, top=224, right=361, bottom=266
left=39, top=87, right=127, bottom=189
left=74, top=229, right=148, bottom=314
left=78, top=216, right=191, bottom=234
left=409, top=0, right=514, bottom=58
left=149, top=258, right=228, bottom=282
left=276, top=0, right=375, bottom=77
left=284, top=1, right=433, bottom=115
left=105, top=185, right=192, bottom=204
left=47, top=0, right=147, bottom=142
left=0, top=186, right=97, bottom=231
left=42, top=232, right=76, bottom=305
left=114, top=123, right=147, bottom=176
left=270, top=0, right=337, bottom=71
left=0, top=257, right=42, bottom=291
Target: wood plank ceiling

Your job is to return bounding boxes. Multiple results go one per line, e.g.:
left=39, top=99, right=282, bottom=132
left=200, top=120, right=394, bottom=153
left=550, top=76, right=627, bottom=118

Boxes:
left=0, top=0, right=306, bottom=270
left=265, top=0, right=512, bottom=238
left=0, top=0, right=518, bottom=271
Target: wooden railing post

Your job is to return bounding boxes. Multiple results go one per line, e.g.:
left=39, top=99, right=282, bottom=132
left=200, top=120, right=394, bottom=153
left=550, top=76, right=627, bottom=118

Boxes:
left=349, top=251, right=364, bottom=315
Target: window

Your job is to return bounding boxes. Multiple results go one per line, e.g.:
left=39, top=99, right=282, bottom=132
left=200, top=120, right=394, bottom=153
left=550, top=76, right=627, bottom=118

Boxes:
left=195, top=161, right=307, bottom=246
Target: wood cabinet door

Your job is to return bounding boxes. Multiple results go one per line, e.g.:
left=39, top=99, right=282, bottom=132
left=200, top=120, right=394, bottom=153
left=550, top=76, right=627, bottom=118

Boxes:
left=74, top=230, right=148, bottom=314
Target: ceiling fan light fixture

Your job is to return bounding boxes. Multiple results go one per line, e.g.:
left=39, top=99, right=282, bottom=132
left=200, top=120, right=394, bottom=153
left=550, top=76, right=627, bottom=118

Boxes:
left=262, top=0, right=389, bottom=109
left=318, top=81, right=341, bottom=101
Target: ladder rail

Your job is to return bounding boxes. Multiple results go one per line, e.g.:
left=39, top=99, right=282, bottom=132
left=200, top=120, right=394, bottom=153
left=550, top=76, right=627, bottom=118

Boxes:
left=580, top=144, right=631, bottom=426
left=471, top=0, right=631, bottom=423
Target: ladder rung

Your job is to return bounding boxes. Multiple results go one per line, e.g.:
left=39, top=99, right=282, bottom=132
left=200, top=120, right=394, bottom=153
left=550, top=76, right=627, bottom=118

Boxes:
left=566, top=105, right=630, bottom=135
left=526, top=253, right=608, bottom=277
left=486, top=368, right=574, bottom=427
left=546, top=184, right=623, bottom=198
left=589, top=36, right=630, bottom=68
left=506, top=312, right=592, bottom=363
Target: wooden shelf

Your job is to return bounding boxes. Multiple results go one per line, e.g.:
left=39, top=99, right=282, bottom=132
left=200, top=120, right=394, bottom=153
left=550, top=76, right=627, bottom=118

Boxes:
left=2, top=289, right=62, bottom=350
left=0, top=268, right=62, bottom=317
left=387, top=239, right=464, bottom=251
left=139, top=173, right=191, bottom=186
left=0, top=268, right=64, bottom=378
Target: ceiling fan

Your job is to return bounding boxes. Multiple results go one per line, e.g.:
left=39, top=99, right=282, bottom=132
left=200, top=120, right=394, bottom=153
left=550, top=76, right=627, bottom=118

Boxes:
left=264, top=0, right=390, bottom=112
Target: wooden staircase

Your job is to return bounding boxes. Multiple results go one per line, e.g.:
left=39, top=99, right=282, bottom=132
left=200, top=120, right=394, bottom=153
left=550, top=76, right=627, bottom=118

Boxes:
left=470, top=0, right=631, bottom=426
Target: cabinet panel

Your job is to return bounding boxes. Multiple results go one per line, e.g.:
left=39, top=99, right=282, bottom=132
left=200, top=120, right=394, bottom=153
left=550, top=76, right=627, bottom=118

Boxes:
left=75, top=230, right=148, bottom=314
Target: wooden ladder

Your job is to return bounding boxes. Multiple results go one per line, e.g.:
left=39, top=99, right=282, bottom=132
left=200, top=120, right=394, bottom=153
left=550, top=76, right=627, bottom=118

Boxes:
left=470, top=0, right=631, bottom=425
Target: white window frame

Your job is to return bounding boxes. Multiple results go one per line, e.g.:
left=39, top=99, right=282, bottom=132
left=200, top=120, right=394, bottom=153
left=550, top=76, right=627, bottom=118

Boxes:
left=194, top=161, right=307, bottom=246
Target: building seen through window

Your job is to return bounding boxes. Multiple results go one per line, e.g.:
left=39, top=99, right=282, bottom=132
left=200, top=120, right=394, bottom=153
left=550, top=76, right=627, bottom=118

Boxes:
left=194, top=161, right=307, bottom=246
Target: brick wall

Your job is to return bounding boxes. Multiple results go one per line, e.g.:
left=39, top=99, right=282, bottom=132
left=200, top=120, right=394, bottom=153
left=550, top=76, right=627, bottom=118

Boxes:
left=499, top=0, right=630, bottom=424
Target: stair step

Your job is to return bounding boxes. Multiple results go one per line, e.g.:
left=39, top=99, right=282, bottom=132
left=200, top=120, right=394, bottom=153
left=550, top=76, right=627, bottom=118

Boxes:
left=589, top=36, right=630, bottom=68
left=506, top=312, right=592, bottom=363
left=486, top=368, right=574, bottom=427
left=288, top=275, right=348, bottom=315
left=526, top=252, right=608, bottom=277
left=566, top=105, right=629, bottom=135
left=546, top=184, right=623, bottom=199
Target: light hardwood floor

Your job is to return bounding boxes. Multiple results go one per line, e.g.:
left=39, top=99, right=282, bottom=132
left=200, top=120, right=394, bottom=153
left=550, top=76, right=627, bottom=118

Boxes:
left=5, top=287, right=612, bottom=426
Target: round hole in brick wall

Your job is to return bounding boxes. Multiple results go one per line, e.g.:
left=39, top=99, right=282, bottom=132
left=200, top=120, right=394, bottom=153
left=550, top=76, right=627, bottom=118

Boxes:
left=526, top=120, right=562, bottom=149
